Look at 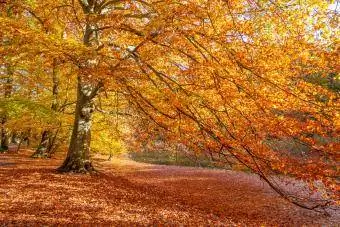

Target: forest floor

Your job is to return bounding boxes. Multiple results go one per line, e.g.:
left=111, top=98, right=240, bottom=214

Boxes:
left=0, top=150, right=339, bottom=226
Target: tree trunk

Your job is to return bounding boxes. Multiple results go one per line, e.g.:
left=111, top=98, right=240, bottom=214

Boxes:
left=32, top=61, right=59, bottom=158
left=0, top=118, right=10, bottom=151
left=0, top=65, right=13, bottom=151
left=58, top=0, right=102, bottom=173
left=57, top=78, right=96, bottom=173
left=15, top=132, right=24, bottom=153
left=32, top=131, right=51, bottom=158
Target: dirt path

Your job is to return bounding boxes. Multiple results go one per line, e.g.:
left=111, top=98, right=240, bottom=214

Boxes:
left=0, top=151, right=338, bottom=226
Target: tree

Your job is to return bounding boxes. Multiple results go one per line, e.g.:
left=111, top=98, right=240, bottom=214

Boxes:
left=31, top=60, right=62, bottom=158
left=0, top=62, right=13, bottom=151
left=1, top=0, right=338, bottom=211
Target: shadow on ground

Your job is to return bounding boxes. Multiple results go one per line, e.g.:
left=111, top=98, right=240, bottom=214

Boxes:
left=0, top=151, right=338, bottom=226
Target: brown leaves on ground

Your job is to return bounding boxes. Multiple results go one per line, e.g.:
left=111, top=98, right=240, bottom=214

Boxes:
left=0, top=151, right=339, bottom=226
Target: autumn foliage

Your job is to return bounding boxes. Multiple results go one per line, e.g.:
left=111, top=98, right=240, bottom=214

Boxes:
left=0, top=0, right=339, bottom=212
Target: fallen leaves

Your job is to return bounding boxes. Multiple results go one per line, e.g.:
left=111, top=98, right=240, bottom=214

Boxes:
left=0, top=151, right=338, bottom=225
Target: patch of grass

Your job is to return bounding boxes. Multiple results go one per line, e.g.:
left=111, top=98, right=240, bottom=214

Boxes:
left=129, top=150, right=218, bottom=168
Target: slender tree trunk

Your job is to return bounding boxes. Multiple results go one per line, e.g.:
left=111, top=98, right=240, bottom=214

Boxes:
left=0, top=118, right=10, bottom=151
left=15, top=132, right=24, bottom=153
left=1, top=65, right=13, bottom=151
left=32, top=60, right=59, bottom=158
left=46, top=126, right=60, bottom=155
left=108, top=152, right=113, bottom=161
left=32, top=131, right=51, bottom=157
left=58, top=78, right=96, bottom=172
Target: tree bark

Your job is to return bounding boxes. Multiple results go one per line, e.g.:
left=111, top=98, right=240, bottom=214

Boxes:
left=58, top=0, right=102, bottom=173
left=0, top=65, right=13, bottom=151
left=32, top=60, right=59, bottom=158
left=32, top=131, right=51, bottom=157
left=57, top=78, right=97, bottom=172
left=0, top=118, right=10, bottom=151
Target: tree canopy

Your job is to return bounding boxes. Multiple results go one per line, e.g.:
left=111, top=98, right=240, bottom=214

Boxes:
left=1, top=0, right=339, bottom=212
